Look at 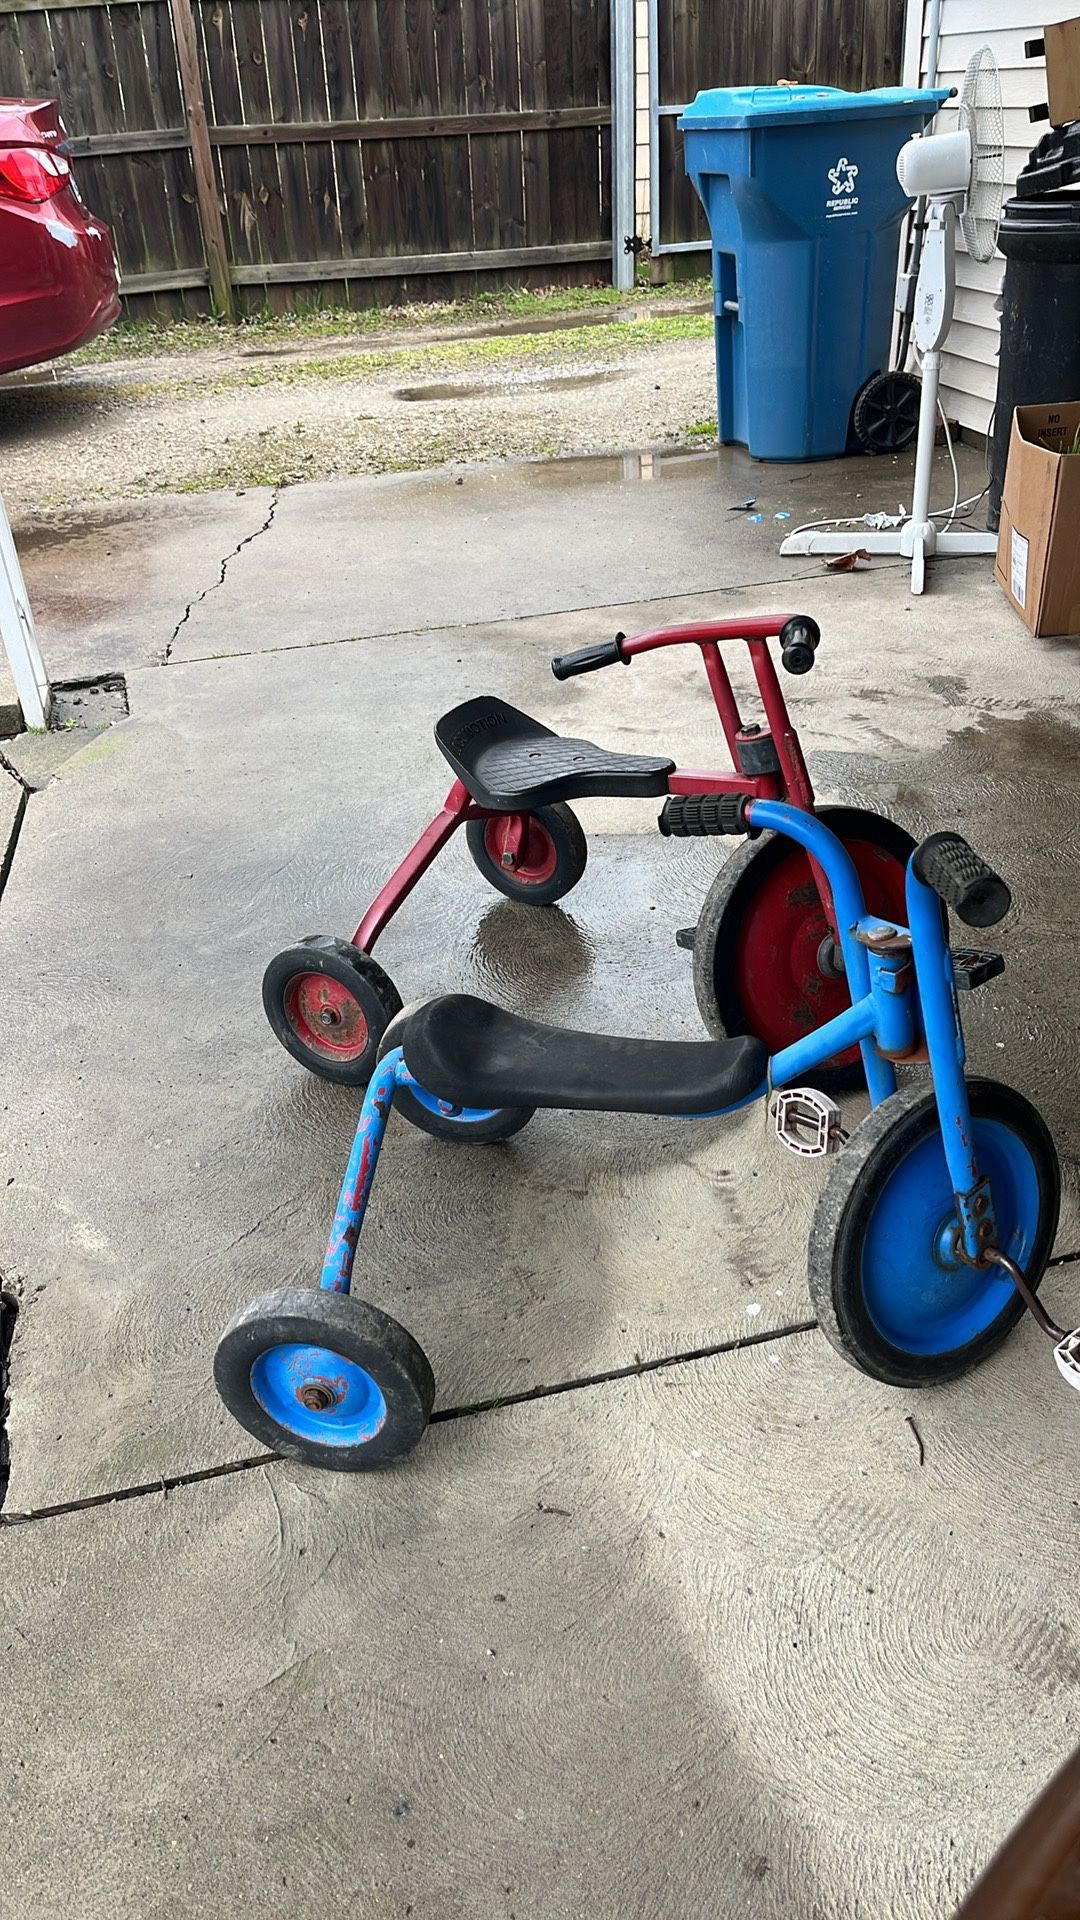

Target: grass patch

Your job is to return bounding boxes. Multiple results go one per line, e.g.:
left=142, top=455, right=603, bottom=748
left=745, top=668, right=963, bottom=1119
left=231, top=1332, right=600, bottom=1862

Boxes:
left=683, top=419, right=718, bottom=439
left=153, top=310, right=714, bottom=401
left=73, top=278, right=713, bottom=364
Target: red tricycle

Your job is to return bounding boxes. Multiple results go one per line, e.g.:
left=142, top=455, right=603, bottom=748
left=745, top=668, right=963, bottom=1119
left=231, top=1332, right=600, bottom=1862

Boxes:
left=262, top=612, right=916, bottom=1095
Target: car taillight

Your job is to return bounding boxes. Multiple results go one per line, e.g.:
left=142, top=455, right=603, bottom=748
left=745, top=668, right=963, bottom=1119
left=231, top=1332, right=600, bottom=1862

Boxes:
left=0, top=146, right=72, bottom=203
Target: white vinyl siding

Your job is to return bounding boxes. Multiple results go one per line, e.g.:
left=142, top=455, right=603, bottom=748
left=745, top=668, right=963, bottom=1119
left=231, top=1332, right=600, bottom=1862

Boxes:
left=902, top=0, right=1079, bottom=433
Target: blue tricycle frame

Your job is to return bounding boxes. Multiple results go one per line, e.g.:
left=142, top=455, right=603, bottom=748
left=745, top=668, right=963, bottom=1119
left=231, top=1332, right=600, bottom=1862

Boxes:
left=214, top=798, right=1062, bottom=1470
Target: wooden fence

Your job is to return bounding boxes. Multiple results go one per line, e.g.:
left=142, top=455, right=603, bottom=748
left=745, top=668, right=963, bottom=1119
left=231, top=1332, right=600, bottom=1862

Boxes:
left=0, top=0, right=613, bottom=315
left=653, top=0, right=905, bottom=252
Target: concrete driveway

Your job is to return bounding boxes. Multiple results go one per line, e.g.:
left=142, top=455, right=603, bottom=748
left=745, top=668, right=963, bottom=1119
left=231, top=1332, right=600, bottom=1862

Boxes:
left=2, top=442, right=1079, bottom=1918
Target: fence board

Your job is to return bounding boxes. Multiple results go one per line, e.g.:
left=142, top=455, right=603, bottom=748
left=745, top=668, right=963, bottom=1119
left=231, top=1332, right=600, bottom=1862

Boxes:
left=0, top=0, right=614, bottom=310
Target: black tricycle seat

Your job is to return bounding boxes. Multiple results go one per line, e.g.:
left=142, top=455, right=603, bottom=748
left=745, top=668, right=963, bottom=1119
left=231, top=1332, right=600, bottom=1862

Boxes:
left=434, top=696, right=674, bottom=811
left=401, top=993, right=768, bottom=1117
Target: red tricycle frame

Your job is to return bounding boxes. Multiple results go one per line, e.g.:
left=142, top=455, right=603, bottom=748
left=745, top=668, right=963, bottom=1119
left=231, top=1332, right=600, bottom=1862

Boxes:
left=353, top=614, right=826, bottom=955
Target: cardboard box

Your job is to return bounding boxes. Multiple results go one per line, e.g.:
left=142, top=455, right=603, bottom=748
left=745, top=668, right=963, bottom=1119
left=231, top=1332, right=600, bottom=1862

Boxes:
left=1043, top=16, right=1080, bottom=129
left=995, top=402, right=1080, bottom=637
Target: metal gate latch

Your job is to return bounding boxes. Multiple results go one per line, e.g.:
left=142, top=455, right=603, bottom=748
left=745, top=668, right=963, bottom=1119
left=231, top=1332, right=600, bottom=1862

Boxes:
left=773, top=1088, right=843, bottom=1158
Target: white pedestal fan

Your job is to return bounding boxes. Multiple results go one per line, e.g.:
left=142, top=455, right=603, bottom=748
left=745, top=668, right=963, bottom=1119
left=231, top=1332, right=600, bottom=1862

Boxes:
left=780, top=48, right=1006, bottom=595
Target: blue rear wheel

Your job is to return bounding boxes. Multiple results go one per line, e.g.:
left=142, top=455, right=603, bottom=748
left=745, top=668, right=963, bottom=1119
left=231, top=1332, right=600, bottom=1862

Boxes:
left=377, top=1002, right=533, bottom=1143
left=214, top=1286, right=435, bottom=1470
left=809, top=1080, right=1060, bottom=1387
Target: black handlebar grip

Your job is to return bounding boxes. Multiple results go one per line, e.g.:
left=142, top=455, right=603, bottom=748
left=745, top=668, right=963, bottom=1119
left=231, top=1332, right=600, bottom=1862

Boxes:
left=912, top=831, right=1012, bottom=927
left=551, top=635, right=627, bottom=680
left=779, top=614, right=821, bottom=676
left=658, top=794, right=757, bottom=838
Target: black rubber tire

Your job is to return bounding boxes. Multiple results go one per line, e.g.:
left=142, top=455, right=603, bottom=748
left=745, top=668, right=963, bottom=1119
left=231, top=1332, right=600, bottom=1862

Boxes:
left=465, top=802, right=587, bottom=907
left=214, top=1285, right=436, bottom=1471
left=853, top=369, right=922, bottom=455
left=692, top=805, right=917, bottom=1095
left=377, top=1001, right=534, bottom=1144
left=263, top=935, right=402, bottom=1087
left=808, top=1080, right=1060, bottom=1389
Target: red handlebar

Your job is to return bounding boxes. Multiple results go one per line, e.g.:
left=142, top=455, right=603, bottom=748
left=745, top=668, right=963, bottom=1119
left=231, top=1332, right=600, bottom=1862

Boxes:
left=619, top=614, right=801, bottom=658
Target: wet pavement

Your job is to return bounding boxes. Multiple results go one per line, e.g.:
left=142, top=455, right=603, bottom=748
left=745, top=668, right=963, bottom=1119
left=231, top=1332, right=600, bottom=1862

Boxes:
left=2, top=442, right=1080, bottom=1918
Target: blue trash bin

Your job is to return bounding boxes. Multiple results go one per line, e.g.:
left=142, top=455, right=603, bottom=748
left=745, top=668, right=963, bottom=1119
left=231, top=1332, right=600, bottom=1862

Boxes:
left=680, top=85, right=949, bottom=461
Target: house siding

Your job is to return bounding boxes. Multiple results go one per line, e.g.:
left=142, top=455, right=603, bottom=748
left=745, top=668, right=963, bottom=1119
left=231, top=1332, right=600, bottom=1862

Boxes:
left=903, top=0, right=1079, bottom=433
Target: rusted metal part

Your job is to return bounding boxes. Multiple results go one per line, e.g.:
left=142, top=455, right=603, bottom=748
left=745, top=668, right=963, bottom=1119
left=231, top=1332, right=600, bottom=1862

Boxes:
left=319, top=1049, right=403, bottom=1295
left=981, top=1246, right=1067, bottom=1342
left=856, top=921, right=913, bottom=955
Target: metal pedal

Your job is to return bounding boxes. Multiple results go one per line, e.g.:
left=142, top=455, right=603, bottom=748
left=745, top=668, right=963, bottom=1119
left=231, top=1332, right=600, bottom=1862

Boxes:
left=952, top=948, right=1006, bottom=992
left=1054, top=1330, right=1080, bottom=1394
left=773, top=1087, right=843, bottom=1158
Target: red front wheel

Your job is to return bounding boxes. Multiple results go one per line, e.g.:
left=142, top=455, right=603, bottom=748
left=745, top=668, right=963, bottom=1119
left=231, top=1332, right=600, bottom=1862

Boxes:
left=691, top=806, right=916, bottom=1094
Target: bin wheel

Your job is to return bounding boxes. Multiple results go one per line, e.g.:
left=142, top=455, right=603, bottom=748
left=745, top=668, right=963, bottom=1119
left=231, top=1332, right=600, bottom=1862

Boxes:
left=853, top=370, right=921, bottom=455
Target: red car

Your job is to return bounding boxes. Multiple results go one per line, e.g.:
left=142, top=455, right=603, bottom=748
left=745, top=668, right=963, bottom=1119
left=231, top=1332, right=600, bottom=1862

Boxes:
left=0, top=97, right=120, bottom=376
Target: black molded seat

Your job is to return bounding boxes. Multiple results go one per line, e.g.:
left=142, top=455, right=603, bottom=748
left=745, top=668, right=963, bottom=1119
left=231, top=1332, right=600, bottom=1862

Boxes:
left=401, top=994, right=768, bottom=1117
left=435, top=696, right=675, bottom=810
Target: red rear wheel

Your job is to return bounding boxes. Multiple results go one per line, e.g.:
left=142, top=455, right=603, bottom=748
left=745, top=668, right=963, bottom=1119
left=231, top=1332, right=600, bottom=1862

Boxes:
left=263, top=936, right=402, bottom=1087
left=283, top=971, right=370, bottom=1063
left=692, top=806, right=916, bottom=1094
left=465, top=802, right=587, bottom=907
left=480, top=814, right=559, bottom=888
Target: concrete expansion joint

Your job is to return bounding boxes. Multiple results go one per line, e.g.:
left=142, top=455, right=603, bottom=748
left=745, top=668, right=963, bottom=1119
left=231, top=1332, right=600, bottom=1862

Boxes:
left=161, top=488, right=280, bottom=665
left=0, top=1315, right=820, bottom=1531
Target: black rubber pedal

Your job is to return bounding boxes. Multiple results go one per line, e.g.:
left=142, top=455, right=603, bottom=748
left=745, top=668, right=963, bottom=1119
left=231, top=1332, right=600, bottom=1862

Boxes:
left=675, top=926, right=696, bottom=951
left=952, top=949, right=1006, bottom=992
left=658, top=794, right=757, bottom=838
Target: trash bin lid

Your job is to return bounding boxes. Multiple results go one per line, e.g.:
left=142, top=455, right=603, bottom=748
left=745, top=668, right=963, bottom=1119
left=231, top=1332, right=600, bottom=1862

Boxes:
left=1000, top=187, right=1080, bottom=232
left=679, top=83, right=950, bottom=131
left=1016, top=122, right=1080, bottom=197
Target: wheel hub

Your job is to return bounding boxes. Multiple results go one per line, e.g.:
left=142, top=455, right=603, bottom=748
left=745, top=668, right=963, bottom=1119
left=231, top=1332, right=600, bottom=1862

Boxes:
left=816, top=934, right=845, bottom=980
left=296, top=1379, right=342, bottom=1413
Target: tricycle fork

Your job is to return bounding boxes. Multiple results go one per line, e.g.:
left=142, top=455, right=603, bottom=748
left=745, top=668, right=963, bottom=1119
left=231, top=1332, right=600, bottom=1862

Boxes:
left=906, top=863, right=996, bottom=1265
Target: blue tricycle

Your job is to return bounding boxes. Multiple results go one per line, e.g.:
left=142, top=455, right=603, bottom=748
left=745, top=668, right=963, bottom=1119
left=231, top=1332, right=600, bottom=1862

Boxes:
left=215, top=797, right=1076, bottom=1470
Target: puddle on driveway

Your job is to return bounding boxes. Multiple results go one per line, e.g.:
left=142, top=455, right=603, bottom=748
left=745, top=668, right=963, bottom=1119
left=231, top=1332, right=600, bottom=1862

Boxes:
left=394, top=370, right=625, bottom=402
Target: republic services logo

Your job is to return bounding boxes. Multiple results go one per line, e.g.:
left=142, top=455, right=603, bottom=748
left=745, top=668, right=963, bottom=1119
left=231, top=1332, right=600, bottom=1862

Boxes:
left=828, top=156, right=859, bottom=196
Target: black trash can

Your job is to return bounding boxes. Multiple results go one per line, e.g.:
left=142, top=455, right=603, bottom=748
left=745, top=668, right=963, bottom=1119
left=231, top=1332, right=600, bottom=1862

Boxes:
left=988, top=188, right=1080, bottom=530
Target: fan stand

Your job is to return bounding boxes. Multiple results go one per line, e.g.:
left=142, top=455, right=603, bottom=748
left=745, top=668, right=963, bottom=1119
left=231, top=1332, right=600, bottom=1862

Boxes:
left=778, top=344, right=997, bottom=595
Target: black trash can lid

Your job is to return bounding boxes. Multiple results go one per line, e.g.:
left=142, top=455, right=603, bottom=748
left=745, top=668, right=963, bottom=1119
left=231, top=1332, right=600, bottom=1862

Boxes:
left=1000, top=187, right=1080, bottom=234
left=1016, top=121, right=1080, bottom=197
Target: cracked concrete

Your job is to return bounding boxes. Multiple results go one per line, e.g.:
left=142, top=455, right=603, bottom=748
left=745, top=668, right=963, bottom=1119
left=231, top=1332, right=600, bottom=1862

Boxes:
left=163, top=490, right=279, bottom=663
left=3, top=444, right=1080, bottom=1918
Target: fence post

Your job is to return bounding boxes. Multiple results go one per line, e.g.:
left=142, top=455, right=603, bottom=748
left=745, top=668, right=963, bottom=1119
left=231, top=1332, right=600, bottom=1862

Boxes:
left=611, top=0, right=636, bottom=291
left=0, top=495, right=49, bottom=733
left=169, top=0, right=235, bottom=319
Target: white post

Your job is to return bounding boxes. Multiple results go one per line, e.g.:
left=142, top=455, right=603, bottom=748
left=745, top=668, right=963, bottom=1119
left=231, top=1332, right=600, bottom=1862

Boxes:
left=611, top=0, right=636, bottom=291
left=0, top=493, right=49, bottom=732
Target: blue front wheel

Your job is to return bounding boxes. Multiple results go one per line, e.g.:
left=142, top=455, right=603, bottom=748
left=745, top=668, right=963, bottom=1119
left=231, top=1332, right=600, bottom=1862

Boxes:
left=809, top=1080, right=1060, bottom=1388
left=214, top=1286, right=435, bottom=1470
